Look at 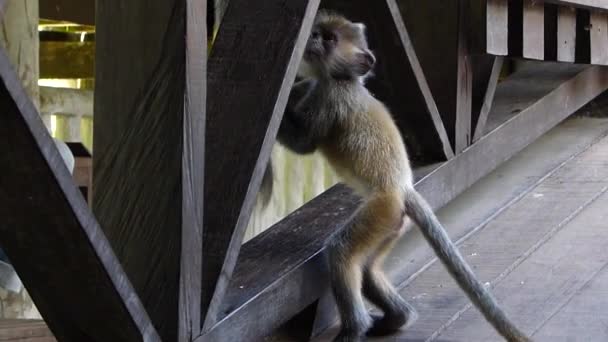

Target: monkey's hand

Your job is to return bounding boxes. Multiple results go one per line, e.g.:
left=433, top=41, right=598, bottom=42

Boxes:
left=276, top=79, right=319, bottom=154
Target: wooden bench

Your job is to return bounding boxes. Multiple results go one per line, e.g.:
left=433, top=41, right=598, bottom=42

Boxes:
left=0, top=320, right=55, bottom=342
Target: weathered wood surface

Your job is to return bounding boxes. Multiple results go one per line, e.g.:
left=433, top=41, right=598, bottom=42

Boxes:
left=201, top=0, right=320, bottom=330
left=474, top=1, right=608, bottom=66
left=416, top=136, right=608, bottom=341
left=94, top=1, right=189, bottom=340
left=0, top=46, right=158, bottom=341
left=314, top=123, right=608, bottom=341
left=546, top=0, right=608, bottom=10
left=180, top=0, right=206, bottom=341
left=201, top=62, right=608, bottom=341
left=0, top=320, right=55, bottom=341
left=472, top=56, right=504, bottom=142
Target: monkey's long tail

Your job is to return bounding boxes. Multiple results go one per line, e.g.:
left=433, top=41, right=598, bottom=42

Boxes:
left=403, top=188, right=531, bottom=342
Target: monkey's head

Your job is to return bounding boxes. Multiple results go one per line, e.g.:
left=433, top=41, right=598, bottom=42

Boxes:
left=299, top=11, right=376, bottom=82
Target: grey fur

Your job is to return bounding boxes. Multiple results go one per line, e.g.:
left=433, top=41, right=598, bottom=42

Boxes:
left=275, top=10, right=530, bottom=342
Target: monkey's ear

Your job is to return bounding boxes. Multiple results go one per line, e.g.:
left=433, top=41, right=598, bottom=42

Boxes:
left=354, top=49, right=376, bottom=76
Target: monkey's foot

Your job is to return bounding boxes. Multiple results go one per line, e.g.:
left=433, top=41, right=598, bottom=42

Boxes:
left=366, top=307, right=418, bottom=337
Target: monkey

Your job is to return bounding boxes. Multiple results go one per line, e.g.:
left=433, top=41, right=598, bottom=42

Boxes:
left=273, top=10, right=531, bottom=342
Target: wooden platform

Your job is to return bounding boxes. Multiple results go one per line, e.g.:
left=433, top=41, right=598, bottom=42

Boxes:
left=313, top=118, right=608, bottom=341
left=0, top=320, right=54, bottom=341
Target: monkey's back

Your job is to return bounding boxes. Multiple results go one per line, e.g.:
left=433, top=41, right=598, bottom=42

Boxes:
left=320, top=93, right=413, bottom=196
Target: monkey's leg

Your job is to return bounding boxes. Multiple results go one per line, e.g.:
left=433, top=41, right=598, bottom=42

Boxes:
left=363, top=231, right=417, bottom=336
left=329, top=192, right=403, bottom=342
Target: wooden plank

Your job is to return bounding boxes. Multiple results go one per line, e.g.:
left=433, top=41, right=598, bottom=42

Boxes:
left=40, top=0, right=95, bottom=25
left=93, top=1, right=189, bottom=340
left=546, top=0, right=608, bottom=10
left=0, top=320, right=54, bottom=341
left=39, top=42, right=94, bottom=79
left=180, top=0, right=206, bottom=341
left=407, top=135, right=608, bottom=341
left=321, top=0, right=453, bottom=164
left=201, top=0, right=320, bottom=330
left=575, top=8, right=592, bottom=63
left=472, top=56, right=504, bottom=142
left=0, top=46, right=159, bottom=341
left=534, top=262, right=608, bottom=340
left=197, top=64, right=608, bottom=342
left=487, top=0, right=510, bottom=55
left=482, top=63, right=586, bottom=136
left=523, top=0, right=545, bottom=60
left=455, top=0, right=473, bottom=153
left=590, top=10, right=608, bottom=64
left=557, top=6, right=578, bottom=62
left=397, top=0, right=464, bottom=154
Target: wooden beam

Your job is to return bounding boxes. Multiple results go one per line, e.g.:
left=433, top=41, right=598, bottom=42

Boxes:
left=0, top=45, right=159, bottom=342
left=472, top=56, right=504, bottom=142
left=40, top=42, right=95, bottom=79
left=93, top=1, right=202, bottom=341
left=196, top=63, right=608, bottom=342
left=40, top=0, right=95, bottom=25
left=180, top=0, right=206, bottom=341
left=455, top=0, right=473, bottom=153
left=545, top=0, right=608, bottom=10
left=201, top=0, right=320, bottom=330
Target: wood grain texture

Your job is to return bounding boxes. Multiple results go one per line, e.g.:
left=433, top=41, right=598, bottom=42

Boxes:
left=0, top=46, right=159, bottom=342
left=93, top=1, right=187, bottom=340
left=590, top=10, right=608, bottom=65
left=320, top=0, right=453, bottom=164
left=557, top=6, right=577, bottom=62
left=196, top=64, right=608, bottom=341
left=398, top=134, right=608, bottom=341
left=180, top=0, right=206, bottom=341
left=472, top=56, right=504, bottom=142
left=487, top=0, right=509, bottom=55
left=545, top=0, right=608, bottom=10
left=456, top=0, right=473, bottom=153
left=201, top=0, right=320, bottom=330
left=523, top=0, right=545, bottom=60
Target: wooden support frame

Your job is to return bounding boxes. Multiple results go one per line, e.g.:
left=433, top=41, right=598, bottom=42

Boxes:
left=194, top=63, right=608, bottom=342
left=93, top=1, right=206, bottom=341
left=200, top=0, right=320, bottom=331
left=0, top=43, right=159, bottom=342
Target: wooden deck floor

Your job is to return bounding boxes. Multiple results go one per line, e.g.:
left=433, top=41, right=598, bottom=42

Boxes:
left=314, top=117, right=608, bottom=341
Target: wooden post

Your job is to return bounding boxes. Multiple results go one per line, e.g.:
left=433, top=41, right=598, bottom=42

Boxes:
left=0, top=0, right=42, bottom=319
left=94, top=1, right=206, bottom=341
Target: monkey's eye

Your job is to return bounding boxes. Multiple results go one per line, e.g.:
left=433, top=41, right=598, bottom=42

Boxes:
left=311, top=30, right=321, bottom=40
left=323, top=31, right=337, bottom=42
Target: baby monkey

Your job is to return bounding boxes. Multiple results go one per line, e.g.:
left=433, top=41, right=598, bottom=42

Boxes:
left=274, top=10, right=530, bottom=342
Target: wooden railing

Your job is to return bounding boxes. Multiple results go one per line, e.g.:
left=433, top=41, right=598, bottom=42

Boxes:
left=2, top=1, right=608, bottom=342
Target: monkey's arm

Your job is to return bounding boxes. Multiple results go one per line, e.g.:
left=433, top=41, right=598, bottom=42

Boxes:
left=277, top=79, right=322, bottom=154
